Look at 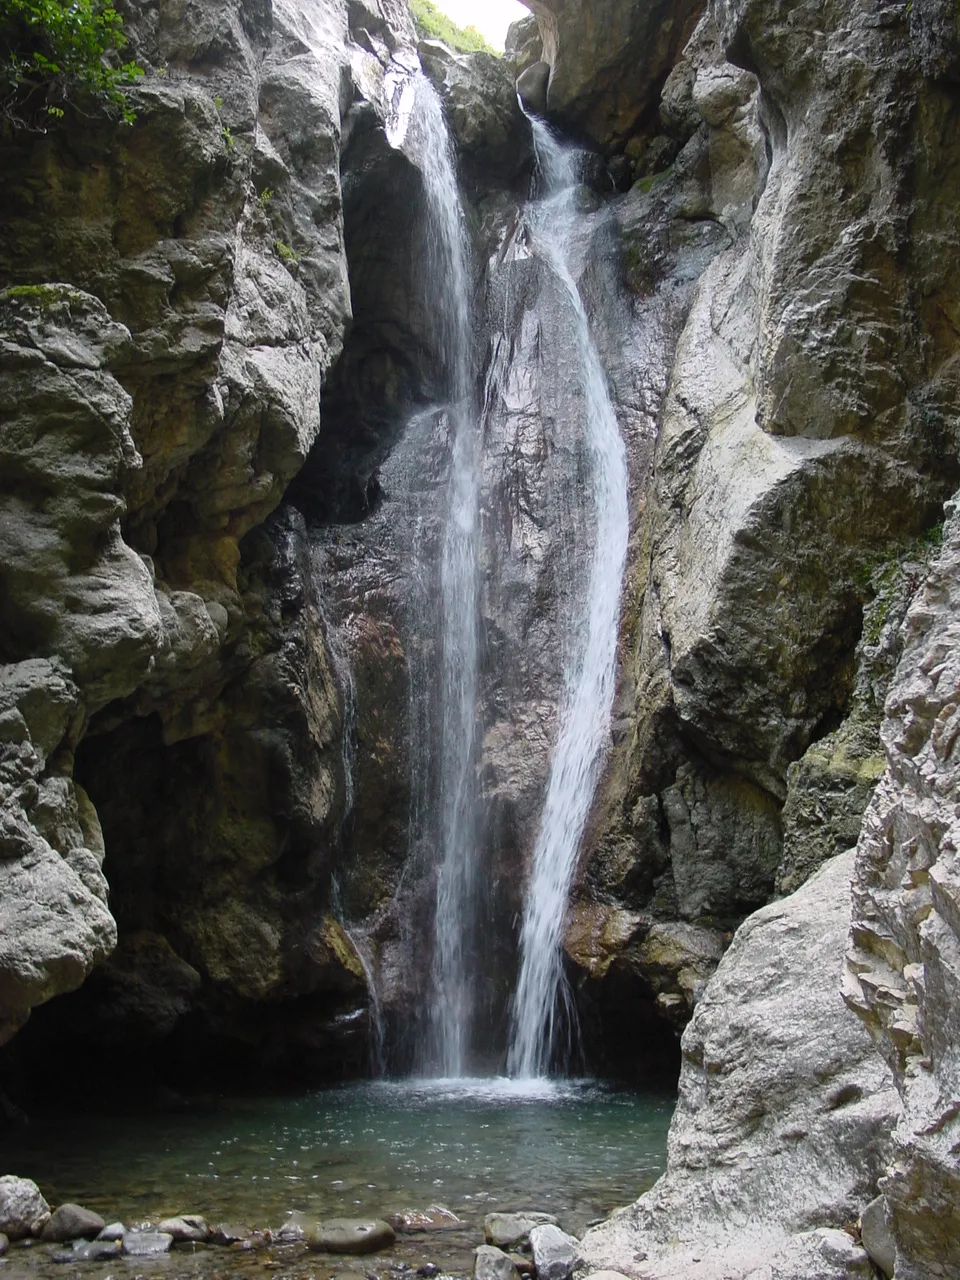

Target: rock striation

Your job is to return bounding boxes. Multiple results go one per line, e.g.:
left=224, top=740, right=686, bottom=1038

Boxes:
left=844, top=500, right=960, bottom=1280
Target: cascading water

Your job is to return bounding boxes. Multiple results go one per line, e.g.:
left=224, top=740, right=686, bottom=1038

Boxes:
left=395, top=76, right=482, bottom=1078
left=507, top=121, right=630, bottom=1079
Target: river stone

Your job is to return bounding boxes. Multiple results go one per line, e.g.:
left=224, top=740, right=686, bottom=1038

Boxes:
left=474, top=1245, right=520, bottom=1280
left=122, top=1231, right=174, bottom=1256
left=0, top=1176, right=50, bottom=1240
left=306, top=1219, right=397, bottom=1254
left=158, top=1214, right=209, bottom=1242
left=859, top=1197, right=895, bottom=1279
left=0, top=1233, right=7, bottom=1256
left=42, top=1203, right=106, bottom=1242
left=483, top=1212, right=559, bottom=1250
left=52, top=1239, right=123, bottom=1262
left=388, top=1206, right=461, bottom=1233
left=212, top=1223, right=250, bottom=1245
left=529, top=1225, right=580, bottom=1280
left=97, top=1222, right=126, bottom=1241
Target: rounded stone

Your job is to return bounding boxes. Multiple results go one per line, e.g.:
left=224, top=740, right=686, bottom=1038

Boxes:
left=306, top=1219, right=397, bottom=1255
left=42, top=1203, right=106, bottom=1242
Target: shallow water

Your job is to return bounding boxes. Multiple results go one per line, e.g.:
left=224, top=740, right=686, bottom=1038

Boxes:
left=3, top=1079, right=671, bottom=1251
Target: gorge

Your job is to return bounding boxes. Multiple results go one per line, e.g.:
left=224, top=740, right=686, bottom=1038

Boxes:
left=2, top=0, right=960, bottom=1278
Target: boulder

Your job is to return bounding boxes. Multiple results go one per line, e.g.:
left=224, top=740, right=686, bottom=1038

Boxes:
left=859, top=1197, right=895, bottom=1279
left=306, top=1219, right=397, bottom=1254
left=520, top=0, right=704, bottom=150
left=41, top=1204, right=106, bottom=1242
left=529, top=1224, right=579, bottom=1280
left=579, top=853, right=898, bottom=1279
left=517, top=62, right=550, bottom=117
left=0, top=1176, right=49, bottom=1240
left=483, top=1211, right=559, bottom=1250
left=474, top=1245, right=521, bottom=1280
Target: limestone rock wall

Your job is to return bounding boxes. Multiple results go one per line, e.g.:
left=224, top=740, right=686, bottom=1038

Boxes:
left=844, top=501, right=960, bottom=1280
left=0, top=0, right=420, bottom=1074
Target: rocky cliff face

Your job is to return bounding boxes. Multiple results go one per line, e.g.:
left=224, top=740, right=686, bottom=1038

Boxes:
left=0, top=0, right=427, bottom=1085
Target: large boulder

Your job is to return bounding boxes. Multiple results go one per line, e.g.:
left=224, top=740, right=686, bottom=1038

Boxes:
left=579, top=853, right=898, bottom=1279
left=0, top=1177, right=50, bottom=1241
left=519, top=0, right=705, bottom=150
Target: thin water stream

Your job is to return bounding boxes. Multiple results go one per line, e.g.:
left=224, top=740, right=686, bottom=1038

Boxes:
left=508, top=123, right=630, bottom=1078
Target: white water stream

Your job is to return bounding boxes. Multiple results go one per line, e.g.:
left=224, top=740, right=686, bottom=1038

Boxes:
left=398, top=77, right=482, bottom=1078
left=507, top=121, right=630, bottom=1078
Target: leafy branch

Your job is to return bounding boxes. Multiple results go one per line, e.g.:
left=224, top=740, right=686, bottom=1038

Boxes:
left=0, top=0, right=143, bottom=129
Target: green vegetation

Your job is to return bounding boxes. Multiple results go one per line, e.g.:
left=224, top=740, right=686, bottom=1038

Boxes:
left=274, top=239, right=301, bottom=266
left=408, top=0, right=494, bottom=55
left=1, top=282, right=79, bottom=305
left=0, top=0, right=143, bottom=127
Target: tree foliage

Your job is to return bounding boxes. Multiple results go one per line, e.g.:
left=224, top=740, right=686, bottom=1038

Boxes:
left=409, top=0, right=495, bottom=55
left=0, top=0, right=143, bottom=128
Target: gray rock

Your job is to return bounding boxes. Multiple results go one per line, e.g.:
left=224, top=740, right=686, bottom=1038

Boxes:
left=158, top=1214, right=208, bottom=1242
left=483, top=1212, right=559, bottom=1250
left=211, top=1223, right=250, bottom=1246
left=474, top=1246, right=520, bottom=1280
left=122, top=1231, right=174, bottom=1256
left=528, top=1225, right=579, bottom=1280
left=0, top=1233, right=7, bottom=1256
left=516, top=62, right=550, bottom=117
left=387, top=1206, right=461, bottom=1234
left=0, top=1176, right=50, bottom=1240
left=52, top=1238, right=123, bottom=1262
left=859, top=1197, right=895, bottom=1279
left=42, top=1204, right=105, bottom=1242
left=306, top=1219, right=397, bottom=1255
left=844, top=499, right=960, bottom=1280
left=96, top=1222, right=126, bottom=1241
left=522, top=0, right=704, bottom=150
left=579, top=854, right=898, bottom=1279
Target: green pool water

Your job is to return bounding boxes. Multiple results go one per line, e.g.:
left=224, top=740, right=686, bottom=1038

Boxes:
left=1, top=1078, right=673, bottom=1276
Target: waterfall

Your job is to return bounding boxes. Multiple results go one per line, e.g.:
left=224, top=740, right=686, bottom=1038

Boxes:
left=507, top=121, right=630, bottom=1079
left=398, top=76, right=482, bottom=1078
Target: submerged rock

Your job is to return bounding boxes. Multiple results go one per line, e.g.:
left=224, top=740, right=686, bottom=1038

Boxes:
left=387, top=1207, right=461, bottom=1233
left=0, top=1176, right=49, bottom=1240
left=52, top=1238, right=123, bottom=1263
left=307, top=1219, right=397, bottom=1255
left=122, top=1231, right=174, bottom=1256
